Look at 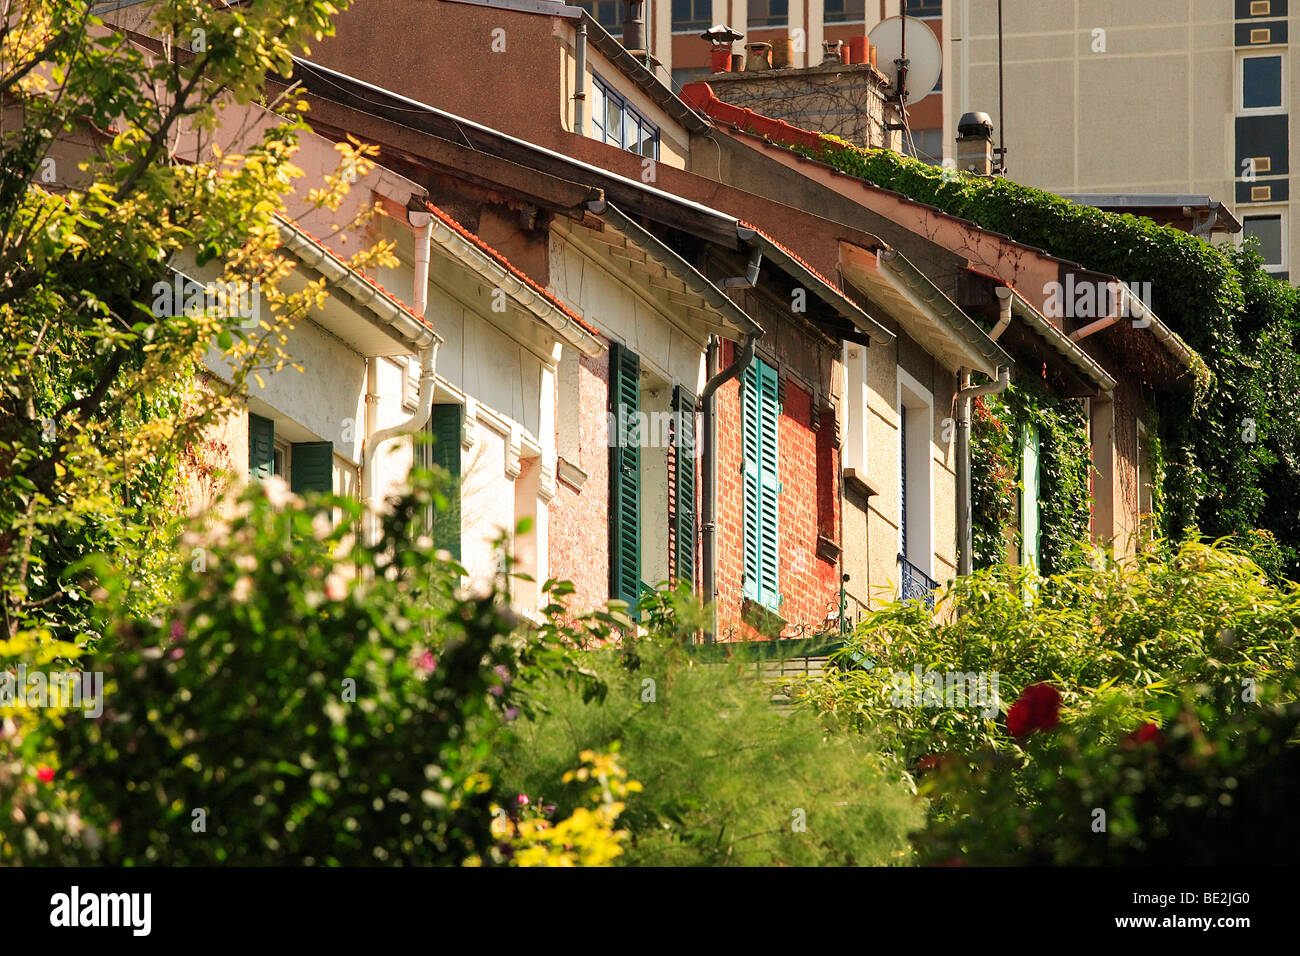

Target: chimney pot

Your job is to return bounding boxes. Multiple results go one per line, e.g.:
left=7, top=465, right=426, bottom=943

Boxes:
left=956, top=110, right=995, bottom=175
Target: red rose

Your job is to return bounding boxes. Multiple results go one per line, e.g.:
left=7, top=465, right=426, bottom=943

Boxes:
left=1123, top=722, right=1164, bottom=749
left=1006, top=683, right=1061, bottom=739
left=36, top=766, right=54, bottom=783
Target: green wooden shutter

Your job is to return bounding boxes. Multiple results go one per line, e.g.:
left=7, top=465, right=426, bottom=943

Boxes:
left=742, top=362, right=762, bottom=603
left=757, top=361, right=781, bottom=610
left=291, top=441, right=334, bottom=495
left=429, top=404, right=463, bottom=562
left=609, top=342, right=642, bottom=607
left=742, top=359, right=781, bottom=610
left=1021, top=423, right=1040, bottom=572
left=672, top=385, right=696, bottom=586
left=249, top=413, right=275, bottom=480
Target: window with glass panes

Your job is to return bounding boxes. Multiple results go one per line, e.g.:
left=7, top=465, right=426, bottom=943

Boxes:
left=573, top=0, right=621, bottom=30
left=824, top=0, right=866, bottom=23
left=591, top=75, right=660, bottom=158
left=671, top=0, right=710, bottom=33
left=904, top=0, right=942, bottom=17
left=748, top=0, right=788, bottom=28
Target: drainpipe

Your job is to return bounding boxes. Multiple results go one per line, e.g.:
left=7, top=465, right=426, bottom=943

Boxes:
left=701, top=331, right=758, bottom=641
left=956, top=363, right=1011, bottom=576
left=991, top=285, right=1012, bottom=341
left=363, top=210, right=440, bottom=545
left=574, top=22, right=587, bottom=135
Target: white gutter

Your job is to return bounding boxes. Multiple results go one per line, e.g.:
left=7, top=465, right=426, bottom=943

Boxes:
left=363, top=210, right=441, bottom=545
left=427, top=213, right=604, bottom=357
left=275, top=214, right=438, bottom=351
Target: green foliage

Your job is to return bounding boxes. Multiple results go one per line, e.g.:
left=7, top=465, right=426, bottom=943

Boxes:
left=0, top=470, right=609, bottom=865
left=797, top=539, right=1300, bottom=765
left=798, top=140, right=1300, bottom=580
left=970, top=378, right=1092, bottom=574
left=915, top=690, right=1300, bottom=866
left=491, top=632, right=921, bottom=866
left=0, top=0, right=380, bottom=646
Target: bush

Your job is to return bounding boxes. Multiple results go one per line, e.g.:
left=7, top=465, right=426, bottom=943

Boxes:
left=491, top=592, right=921, bottom=866
left=914, top=688, right=1300, bottom=865
left=797, top=539, right=1300, bottom=765
left=0, top=469, right=604, bottom=865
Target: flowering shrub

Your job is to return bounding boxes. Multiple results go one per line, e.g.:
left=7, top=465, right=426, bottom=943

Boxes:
left=797, top=538, right=1300, bottom=767
left=914, top=690, right=1300, bottom=865
left=472, top=750, right=640, bottom=867
left=0, top=469, right=610, bottom=865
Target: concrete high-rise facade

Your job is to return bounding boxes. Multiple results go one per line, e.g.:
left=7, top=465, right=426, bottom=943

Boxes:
left=572, top=1, right=947, bottom=160
left=945, top=1, right=1295, bottom=279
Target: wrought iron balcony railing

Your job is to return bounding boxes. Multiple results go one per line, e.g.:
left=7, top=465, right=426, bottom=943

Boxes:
left=898, top=554, right=938, bottom=610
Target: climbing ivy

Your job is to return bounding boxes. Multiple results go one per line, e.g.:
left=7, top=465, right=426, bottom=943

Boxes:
left=970, top=377, right=1091, bottom=576
left=795, top=139, right=1300, bottom=579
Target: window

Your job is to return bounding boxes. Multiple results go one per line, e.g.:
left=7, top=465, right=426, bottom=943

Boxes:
left=748, top=0, right=788, bottom=29
left=248, top=413, right=333, bottom=494
left=609, top=342, right=643, bottom=608
left=608, top=342, right=695, bottom=603
left=1243, top=213, right=1285, bottom=271
left=897, top=370, right=935, bottom=604
left=590, top=74, right=660, bottom=158
left=671, top=0, right=710, bottom=34
left=574, top=0, right=621, bottom=30
left=1241, top=53, right=1284, bottom=112
left=422, top=404, right=464, bottom=561
left=742, top=358, right=781, bottom=612
left=824, top=0, right=867, bottom=24
left=905, top=128, right=944, bottom=165
left=904, top=0, right=943, bottom=17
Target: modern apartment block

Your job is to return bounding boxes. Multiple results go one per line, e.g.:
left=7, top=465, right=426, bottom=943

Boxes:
left=570, top=0, right=946, bottom=160
left=945, top=0, right=1296, bottom=280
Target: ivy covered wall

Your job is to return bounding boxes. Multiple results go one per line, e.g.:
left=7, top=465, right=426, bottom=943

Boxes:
left=793, top=140, right=1300, bottom=579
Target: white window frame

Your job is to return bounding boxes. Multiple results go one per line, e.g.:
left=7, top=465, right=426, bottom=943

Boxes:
left=897, top=367, right=934, bottom=580
left=1237, top=51, right=1287, bottom=115
left=1241, top=207, right=1287, bottom=274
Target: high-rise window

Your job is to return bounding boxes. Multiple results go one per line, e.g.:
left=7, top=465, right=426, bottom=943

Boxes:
left=1243, top=213, right=1285, bottom=271
left=671, top=0, right=711, bottom=34
left=1241, top=54, right=1284, bottom=111
left=904, top=0, right=943, bottom=18
left=748, top=0, right=788, bottom=29
left=824, top=0, right=866, bottom=23
left=574, top=0, right=621, bottom=30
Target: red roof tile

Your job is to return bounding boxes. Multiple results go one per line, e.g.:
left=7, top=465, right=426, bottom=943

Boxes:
left=422, top=201, right=602, bottom=339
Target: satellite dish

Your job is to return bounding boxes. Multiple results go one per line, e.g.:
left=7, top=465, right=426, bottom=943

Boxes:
left=868, top=15, right=942, bottom=104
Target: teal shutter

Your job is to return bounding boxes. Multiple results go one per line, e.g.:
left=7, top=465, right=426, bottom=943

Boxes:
left=1021, top=423, right=1040, bottom=571
left=429, top=404, right=463, bottom=562
left=742, top=359, right=781, bottom=611
left=249, top=413, right=274, bottom=480
left=291, top=441, right=334, bottom=494
left=609, top=342, right=642, bottom=607
left=672, top=385, right=696, bottom=586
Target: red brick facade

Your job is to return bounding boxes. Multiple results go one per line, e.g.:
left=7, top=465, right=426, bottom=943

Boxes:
left=546, top=348, right=610, bottom=618
left=713, top=342, right=841, bottom=641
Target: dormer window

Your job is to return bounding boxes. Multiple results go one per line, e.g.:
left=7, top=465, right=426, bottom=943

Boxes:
left=590, top=74, right=660, bottom=158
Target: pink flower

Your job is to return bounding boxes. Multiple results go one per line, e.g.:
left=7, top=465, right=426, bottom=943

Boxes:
left=37, top=766, right=54, bottom=784
left=516, top=794, right=530, bottom=806
left=416, top=651, right=436, bottom=674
